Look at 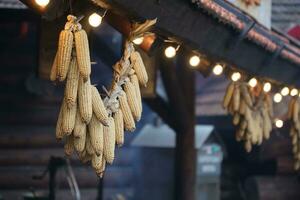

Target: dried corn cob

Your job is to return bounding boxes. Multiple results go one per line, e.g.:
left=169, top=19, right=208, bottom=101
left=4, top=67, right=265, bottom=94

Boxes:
left=130, top=74, right=142, bottom=112
left=233, top=85, right=240, bottom=112
left=130, top=51, right=148, bottom=86
left=88, top=114, right=104, bottom=155
left=50, top=53, right=58, bottom=82
left=65, top=56, right=79, bottom=108
left=74, top=29, right=91, bottom=82
left=96, top=157, right=106, bottom=178
left=57, top=29, right=73, bottom=81
left=56, top=102, right=64, bottom=140
left=64, top=135, right=74, bottom=156
left=119, top=91, right=136, bottom=131
left=73, top=110, right=86, bottom=138
left=92, top=153, right=103, bottom=171
left=78, top=77, right=92, bottom=124
left=85, top=132, right=95, bottom=155
left=114, top=109, right=124, bottom=147
left=103, top=117, right=116, bottom=164
left=222, top=82, right=234, bottom=109
left=74, top=129, right=86, bottom=152
left=233, top=113, right=240, bottom=125
left=61, top=99, right=77, bottom=135
left=124, top=81, right=141, bottom=121
left=91, top=86, right=109, bottom=126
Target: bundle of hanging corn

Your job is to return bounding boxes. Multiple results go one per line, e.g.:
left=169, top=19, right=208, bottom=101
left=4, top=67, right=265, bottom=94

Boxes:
left=50, top=15, right=156, bottom=177
left=222, top=81, right=273, bottom=152
left=287, top=97, right=300, bottom=170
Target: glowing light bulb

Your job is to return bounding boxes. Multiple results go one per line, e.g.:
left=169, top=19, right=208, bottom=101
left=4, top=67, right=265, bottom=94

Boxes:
left=164, top=46, right=176, bottom=58
left=35, top=0, right=49, bottom=7
left=189, top=55, right=200, bottom=67
left=273, top=93, right=282, bottom=103
left=281, top=87, right=289, bottom=96
left=290, top=88, right=298, bottom=96
left=231, top=72, right=241, bottom=82
left=212, top=64, right=223, bottom=75
left=248, top=78, right=257, bottom=88
left=133, top=37, right=144, bottom=45
left=263, top=82, right=272, bottom=93
left=275, top=119, right=283, bottom=128
left=88, top=13, right=102, bottom=27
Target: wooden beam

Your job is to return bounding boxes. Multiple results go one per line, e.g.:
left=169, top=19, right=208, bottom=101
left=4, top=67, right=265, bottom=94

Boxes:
left=103, top=0, right=300, bottom=86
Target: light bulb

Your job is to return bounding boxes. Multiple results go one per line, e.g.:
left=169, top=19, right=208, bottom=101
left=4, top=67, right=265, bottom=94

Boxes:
left=88, top=13, right=102, bottom=27
left=248, top=78, right=257, bottom=88
left=35, top=0, right=49, bottom=7
left=133, top=37, right=144, bottom=45
left=164, top=46, right=176, bottom=58
left=290, top=88, right=298, bottom=96
left=263, top=82, right=272, bottom=92
left=273, top=93, right=282, bottom=103
left=212, top=64, right=223, bottom=75
left=281, top=87, right=289, bottom=96
left=275, top=119, right=283, bottom=128
left=231, top=72, right=241, bottom=82
left=189, top=55, right=200, bottom=67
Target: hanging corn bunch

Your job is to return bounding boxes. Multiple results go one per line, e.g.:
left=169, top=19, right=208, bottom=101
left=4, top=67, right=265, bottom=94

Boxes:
left=50, top=15, right=156, bottom=177
left=222, top=81, right=273, bottom=152
left=287, top=97, right=300, bottom=171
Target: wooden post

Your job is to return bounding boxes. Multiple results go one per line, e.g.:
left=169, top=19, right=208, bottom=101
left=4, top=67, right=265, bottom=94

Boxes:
left=159, top=49, right=196, bottom=200
left=174, top=51, right=196, bottom=200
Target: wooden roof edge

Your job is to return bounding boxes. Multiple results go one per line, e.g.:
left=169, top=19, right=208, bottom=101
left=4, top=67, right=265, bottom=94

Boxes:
left=193, top=0, right=300, bottom=65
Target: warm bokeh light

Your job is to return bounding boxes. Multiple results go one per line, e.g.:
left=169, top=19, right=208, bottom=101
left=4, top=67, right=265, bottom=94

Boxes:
left=231, top=72, right=241, bottom=82
left=281, top=87, right=290, bottom=96
left=164, top=46, right=176, bottom=58
left=189, top=55, right=201, bottom=67
left=290, top=88, right=298, bottom=96
left=273, top=93, right=282, bottom=103
left=275, top=119, right=283, bottom=128
left=88, top=13, right=102, bottom=27
left=133, top=37, right=144, bottom=45
left=35, top=0, right=50, bottom=7
left=212, top=64, right=223, bottom=75
left=263, top=82, right=272, bottom=92
left=248, top=78, right=257, bottom=88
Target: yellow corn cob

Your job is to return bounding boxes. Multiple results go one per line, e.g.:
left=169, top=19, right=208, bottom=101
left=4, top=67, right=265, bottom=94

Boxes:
left=73, top=110, right=86, bottom=138
left=288, top=98, right=296, bottom=120
left=293, top=100, right=299, bottom=124
left=130, top=51, right=148, bottom=86
left=241, top=84, right=253, bottom=107
left=244, top=140, right=252, bottom=153
left=233, top=113, right=240, bottom=125
left=124, top=81, right=141, bottom=121
left=85, top=132, right=95, bottom=155
left=114, top=109, right=124, bottom=147
left=91, top=86, right=109, bottom=126
left=92, top=153, right=103, bottom=171
left=96, top=156, right=106, bottom=177
left=119, top=91, right=136, bottom=131
left=50, top=53, right=58, bottom=82
left=64, top=135, right=74, bottom=157
left=103, top=117, right=116, bottom=164
left=88, top=114, right=104, bottom=155
left=222, top=82, right=234, bottom=109
left=57, top=29, right=73, bottom=81
left=74, top=29, right=91, bottom=82
left=130, top=74, right=142, bottom=113
left=65, top=57, right=79, bottom=108
left=61, top=98, right=77, bottom=135
left=74, top=129, right=86, bottom=152
left=56, top=102, right=64, bottom=140
left=78, top=77, right=92, bottom=123
left=233, top=85, right=240, bottom=112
